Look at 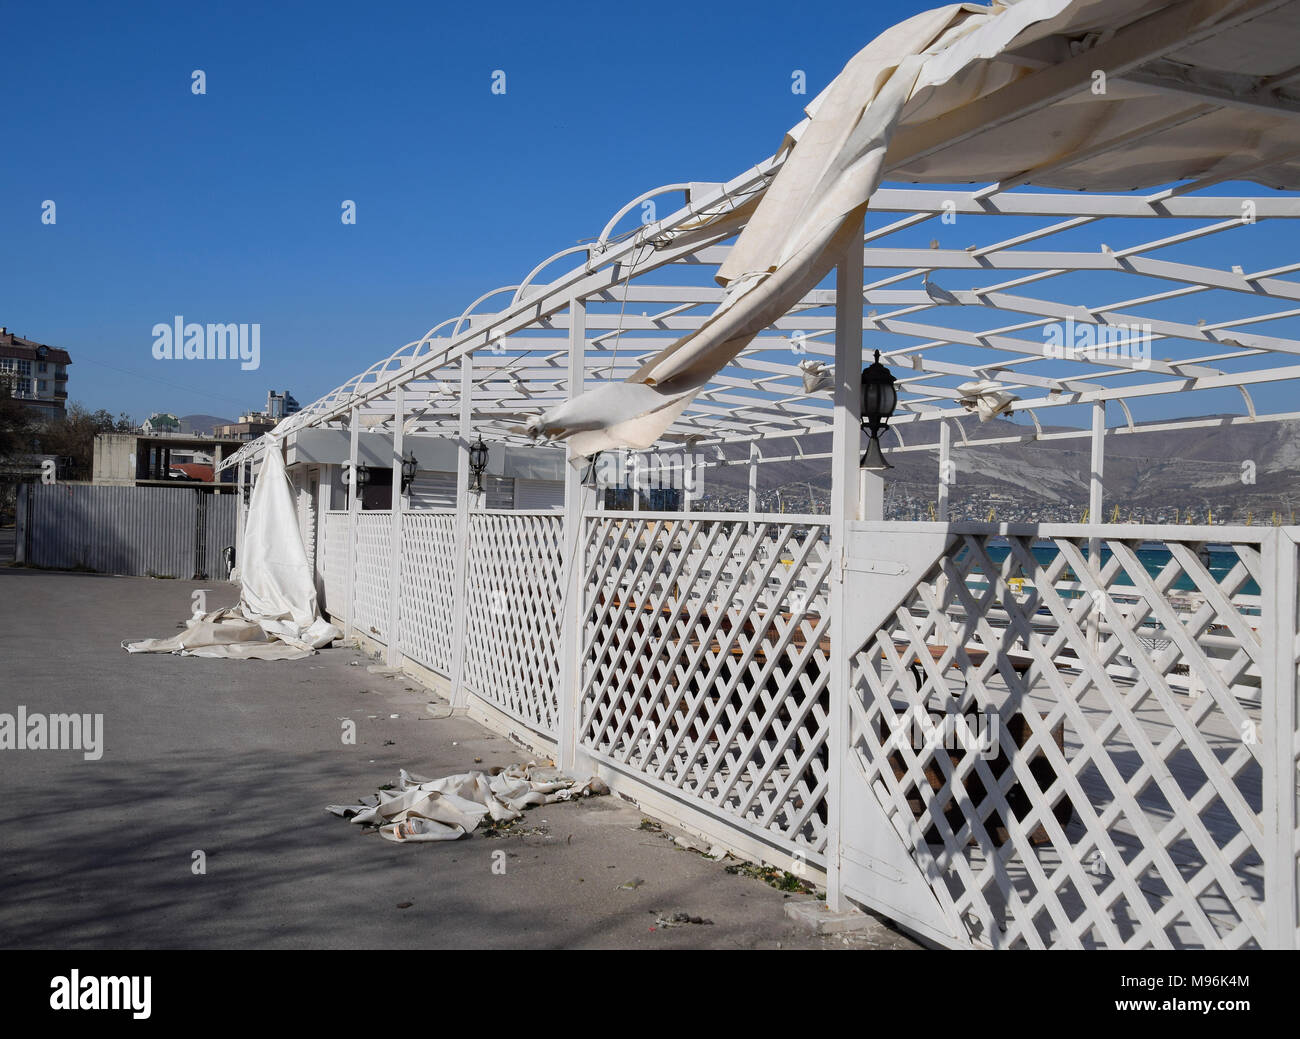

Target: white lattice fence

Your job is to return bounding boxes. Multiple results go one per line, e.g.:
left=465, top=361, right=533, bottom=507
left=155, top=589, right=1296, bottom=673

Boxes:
left=398, top=512, right=458, bottom=676
left=462, top=512, right=564, bottom=736
left=847, top=524, right=1285, bottom=949
left=579, top=515, right=832, bottom=861
left=351, top=512, right=393, bottom=641
left=322, top=511, right=349, bottom=616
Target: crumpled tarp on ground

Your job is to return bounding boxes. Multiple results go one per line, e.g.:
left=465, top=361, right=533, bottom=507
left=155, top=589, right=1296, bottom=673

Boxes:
left=122, top=438, right=339, bottom=660
left=327, top=763, right=610, bottom=842
left=122, top=607, right=338, bottom=660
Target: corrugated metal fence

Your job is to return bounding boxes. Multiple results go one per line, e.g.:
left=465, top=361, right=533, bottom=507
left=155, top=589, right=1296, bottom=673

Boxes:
left=16, top=484, right=238, bottom=578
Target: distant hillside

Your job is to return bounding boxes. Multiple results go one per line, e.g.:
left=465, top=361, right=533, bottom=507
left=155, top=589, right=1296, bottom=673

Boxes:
left=699, top=415, right=1300, bottom=522
left=178, top=414, right=233, bottom=435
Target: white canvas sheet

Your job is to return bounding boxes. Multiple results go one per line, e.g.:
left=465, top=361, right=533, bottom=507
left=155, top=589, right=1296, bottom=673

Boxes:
left=123, top=440, right=339, bottom=660
left=327, top=764, right=610, bottom=842
left=527, top=0, right=1300, bottom=457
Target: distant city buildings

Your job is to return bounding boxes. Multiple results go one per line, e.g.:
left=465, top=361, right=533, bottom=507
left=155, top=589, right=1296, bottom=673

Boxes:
left=213, top=413, right=276, bottom=441
left=211, top=390, right=300, bottom=439
left=141, top=412, right=181, bottom=434
left=0, top=327, right=70, bottom=418
left=92, top=430, right=240, bottom=487
left=266, top=389, right=300, bottom=421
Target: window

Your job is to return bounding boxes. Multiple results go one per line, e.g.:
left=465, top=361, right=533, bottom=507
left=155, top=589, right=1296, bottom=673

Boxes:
left=37, top=362, right=47, bottom=373
left=37, top=380, right=48, bottom=392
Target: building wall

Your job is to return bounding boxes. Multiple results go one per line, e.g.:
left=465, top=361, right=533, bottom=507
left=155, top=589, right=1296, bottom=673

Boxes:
left=91, top=434, right=140, bottom=486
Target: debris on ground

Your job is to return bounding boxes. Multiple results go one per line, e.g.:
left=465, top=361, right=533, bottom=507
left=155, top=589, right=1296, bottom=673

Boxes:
left=619, top=877, right=645, bottom=890
left=724, top=860, right=822, bottom=897
left=480, top=817, right=551, bottom=841
left=653, top=911, right=714, bottom=928
left=327, top=763, right=609, bottom=843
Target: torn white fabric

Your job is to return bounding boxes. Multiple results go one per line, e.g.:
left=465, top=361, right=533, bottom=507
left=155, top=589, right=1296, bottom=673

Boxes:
left=327, top=764, right=610, bottom=842
left=123, top=440, right=339, bottom=660
left=799, top=358, right=834, bottom=394
left=122, top=608, right=338, bottom=660
left=528, top=0, right=1300, bottom=457
left=238, top=440, right=321, bottom=631
left=528, top=1, right=1073, bottom=456
left=956, top=379, right=1019, bottom=420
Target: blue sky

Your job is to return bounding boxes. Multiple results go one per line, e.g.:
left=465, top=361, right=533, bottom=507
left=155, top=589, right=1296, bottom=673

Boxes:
left=2, top=0, right=1296, bottom=430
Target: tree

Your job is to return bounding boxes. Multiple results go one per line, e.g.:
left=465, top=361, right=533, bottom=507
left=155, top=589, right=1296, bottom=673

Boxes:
left=0, top=377, right=42, bottom=469
left=37, top=404, right=136, bottom=481
left=0, top=377, right=45, bottom=525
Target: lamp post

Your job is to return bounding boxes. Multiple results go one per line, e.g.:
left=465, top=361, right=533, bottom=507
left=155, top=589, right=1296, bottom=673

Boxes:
left=860, top=349, right=898, bottom=471
left=467, top=435, right=489, bottom=493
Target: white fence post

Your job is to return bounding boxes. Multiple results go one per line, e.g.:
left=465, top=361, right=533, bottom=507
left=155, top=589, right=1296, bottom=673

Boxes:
left=234, top=457, right=246, bottom=575
left=450, top=355, right=474, bottom=708
left=747, top=442, right=759, bottom=513
left=1264, top=527, right=1299, bottom=948
left=344, top=407, right=360, bottom=640
left=937, top=419, right=951, bottom=522
left=826, top=216, right=865, bottom=912
left=558, top=298, right=587, bottom=770
left=386, top=386, right=406, bottom=666
left=1088, top=401, right=1106, bottom=650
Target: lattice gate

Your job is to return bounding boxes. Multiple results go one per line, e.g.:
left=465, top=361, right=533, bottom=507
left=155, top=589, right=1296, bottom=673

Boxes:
left=398, top=512, right=458, bottom=676
left=351, top=512, right=393, bottom=641
left=837, top=521, right=1300, bottom=950
left=462, top=512, right=564, bottom=737
left=578, top=514, right=834, bottom=866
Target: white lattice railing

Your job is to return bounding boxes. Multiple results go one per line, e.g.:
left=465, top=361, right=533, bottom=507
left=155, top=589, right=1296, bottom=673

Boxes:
left=352, top=512, right=393, bottom=641
left=322, top=510, right=349, bottom=615
left=845, top=522, right=1298, bottom=950
left=317, top=502, right=1299, bottom=948
left=462, top=512, right=565, bottom=736
left=579, top=514, right=833, bottom=862
left=398, top=511, right=458, bottom=676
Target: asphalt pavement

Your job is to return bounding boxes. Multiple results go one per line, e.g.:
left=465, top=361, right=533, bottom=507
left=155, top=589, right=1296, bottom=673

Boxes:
left=0, top=566, right=917, bottom=950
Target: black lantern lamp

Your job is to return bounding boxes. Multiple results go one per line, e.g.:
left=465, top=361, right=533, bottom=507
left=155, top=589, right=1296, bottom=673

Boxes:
left=468, top=435, right=489, bottom=493
left=354, top=462, right=371, bottom=489
left=860, top=349, right=898, bottom=471
left=400, top=450, right=417, bottom=494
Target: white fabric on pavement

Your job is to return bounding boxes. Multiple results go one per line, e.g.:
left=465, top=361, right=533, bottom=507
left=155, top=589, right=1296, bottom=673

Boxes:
left=123, top=439, right=339, bottom=660
left=327, top=763, right=610, bottom=842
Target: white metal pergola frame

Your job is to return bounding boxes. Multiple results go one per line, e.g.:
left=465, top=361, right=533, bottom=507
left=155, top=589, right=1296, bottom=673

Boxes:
left=215, top=0, right=1300, bottom=949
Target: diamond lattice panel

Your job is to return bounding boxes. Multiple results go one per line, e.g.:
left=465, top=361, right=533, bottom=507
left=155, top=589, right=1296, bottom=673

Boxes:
left=398, top=512, right=458, bottom=676
left=462, top=513, right=564, bottom=736
left=849, top=526, right=1269, bottom=949
left=322, top=511, right=349, bottom=617
left=579, top=516, right=832, bottom=859
left=352, top=512, right=393, bottom=642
